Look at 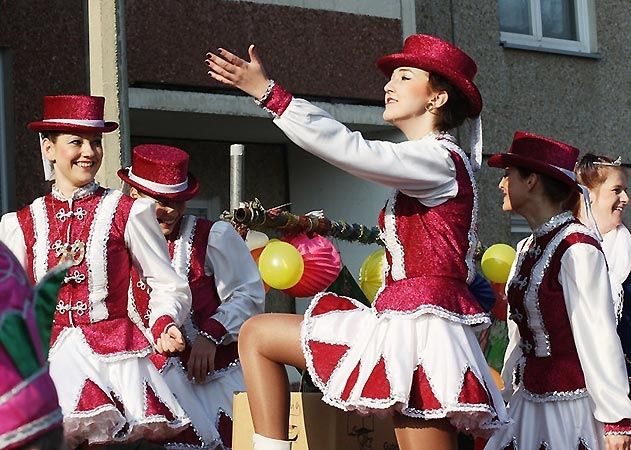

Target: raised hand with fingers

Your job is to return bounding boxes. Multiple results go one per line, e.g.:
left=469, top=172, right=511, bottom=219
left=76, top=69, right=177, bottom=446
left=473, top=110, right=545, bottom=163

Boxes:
left=156, top=324, right=186, bottom=354
left=205, top=45, right=271, bottom=100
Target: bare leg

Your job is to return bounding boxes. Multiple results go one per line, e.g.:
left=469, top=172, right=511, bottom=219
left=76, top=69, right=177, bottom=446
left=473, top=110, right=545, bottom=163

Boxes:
left=238, top=314, right=306, bottom=440
left=393, top=415, right=457, bottom=450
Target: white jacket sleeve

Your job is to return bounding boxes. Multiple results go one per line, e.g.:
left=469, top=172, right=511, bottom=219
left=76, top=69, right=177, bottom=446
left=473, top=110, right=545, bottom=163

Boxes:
left=0, top=213, right=27, bottom=270
left=204, top=221, right=265, bottom=344
left=125, top=199, right=192, bottom=328
left=560, top=243, right=631, bottom=423
left=274, top=98, right=458, bottom=207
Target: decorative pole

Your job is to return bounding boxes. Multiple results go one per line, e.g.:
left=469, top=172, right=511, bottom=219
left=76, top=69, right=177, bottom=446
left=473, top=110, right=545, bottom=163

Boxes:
left=230, top=144, right=244, bottom=212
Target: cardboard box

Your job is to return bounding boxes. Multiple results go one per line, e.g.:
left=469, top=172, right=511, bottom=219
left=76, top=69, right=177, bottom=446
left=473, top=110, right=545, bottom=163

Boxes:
left=232, top=392, right=399, bottom=450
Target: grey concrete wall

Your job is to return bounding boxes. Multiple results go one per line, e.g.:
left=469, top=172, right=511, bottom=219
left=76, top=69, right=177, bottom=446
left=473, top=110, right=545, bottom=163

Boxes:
left=416, top=0, right=631, bottom=246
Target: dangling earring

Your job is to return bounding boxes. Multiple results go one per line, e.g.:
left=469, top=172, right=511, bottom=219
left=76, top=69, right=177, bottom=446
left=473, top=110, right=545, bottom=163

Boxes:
left=425, top=102, right=435, bottom=112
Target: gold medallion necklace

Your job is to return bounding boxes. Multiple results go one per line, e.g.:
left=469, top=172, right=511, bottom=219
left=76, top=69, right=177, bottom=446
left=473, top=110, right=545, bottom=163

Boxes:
left=50, top=183, right=97, bottom=267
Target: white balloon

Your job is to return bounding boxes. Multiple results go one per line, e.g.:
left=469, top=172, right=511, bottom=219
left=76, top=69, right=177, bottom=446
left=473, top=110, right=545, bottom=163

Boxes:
left=245, top=230, right=269, bottom=250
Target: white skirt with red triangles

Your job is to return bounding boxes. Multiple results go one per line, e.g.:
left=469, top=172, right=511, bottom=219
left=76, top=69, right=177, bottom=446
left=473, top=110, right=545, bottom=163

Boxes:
left=301, top=293, right=511, bottom=437
left=48, top=328, right=190, bottom=448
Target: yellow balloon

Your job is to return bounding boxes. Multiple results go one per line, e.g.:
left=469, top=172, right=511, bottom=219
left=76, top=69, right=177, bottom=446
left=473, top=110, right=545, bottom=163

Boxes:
left=481, top=244, right=516, bottom=284
left=359, top=248, right=386, bottom=303
left=258, top=241, right=305, bottom=290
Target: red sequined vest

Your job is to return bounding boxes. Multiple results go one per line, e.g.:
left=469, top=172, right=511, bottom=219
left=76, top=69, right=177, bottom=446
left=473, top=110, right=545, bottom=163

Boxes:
left=17, top=186, right=152, bottom=357
left=374, top=144, right=487, bottom=325
left=507, top=213, right=600, bottom=400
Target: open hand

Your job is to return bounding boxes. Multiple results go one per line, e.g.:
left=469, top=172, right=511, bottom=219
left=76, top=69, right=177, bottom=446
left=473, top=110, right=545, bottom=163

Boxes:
left=205, top=45, right=271, bottom=100
left=156, top=324, right=185, bottom=354
left=606, top=435, right=631, bottom=450
left=186, top=335, right=217, bottom=383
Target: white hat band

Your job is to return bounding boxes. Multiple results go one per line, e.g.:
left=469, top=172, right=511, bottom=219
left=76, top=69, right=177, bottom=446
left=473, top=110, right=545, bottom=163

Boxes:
left=551, top=165, right=577, bottom=182
left=42, top=118, right=106, bottom=127
left=127, top=167, right=189, bottom=194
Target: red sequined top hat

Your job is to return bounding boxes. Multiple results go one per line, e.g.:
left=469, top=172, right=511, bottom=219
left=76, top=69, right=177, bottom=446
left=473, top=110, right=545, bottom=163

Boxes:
left=118, top=144, right=200, bottom=202
left=488, top=131, right=580, bottom=188
left=377, top=34, right=482, bottom=118
left=27, top=95, right=118, bottom=133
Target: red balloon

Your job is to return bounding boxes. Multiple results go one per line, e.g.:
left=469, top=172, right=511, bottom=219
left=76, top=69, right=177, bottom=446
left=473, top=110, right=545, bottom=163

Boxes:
left=283, top=234, right=342, bottom=298
left=490, top=282, right=508, bottom=321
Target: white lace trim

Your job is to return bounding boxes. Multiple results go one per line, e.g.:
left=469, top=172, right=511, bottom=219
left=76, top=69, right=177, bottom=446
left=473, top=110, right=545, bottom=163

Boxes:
left=51, top=181, right=99, bottom=201
left=30, top=197, right=49, bottom=282
left=171, top=215, right=196, bottom=280
left=376, top=303, right=490, bottom=326
left=520, top=386, right=588, bottom=402
left=382, top=190, right=406, bottom=281
left=522, top=222, right=594, bottom=357
left=166, top=356, right=241, bottom=382
left=171, top=215, right=199, bottom=342
left=127, top=281, right=157, bottom=345
left=87, top=189, right=122, bottom=322
left=0, top=409, right=63, bottom=449
left=532, top=211, right=574, bottom=238
left=605, top=428, right=631, bottom=436
left=439, top=139, right=479, bottom=284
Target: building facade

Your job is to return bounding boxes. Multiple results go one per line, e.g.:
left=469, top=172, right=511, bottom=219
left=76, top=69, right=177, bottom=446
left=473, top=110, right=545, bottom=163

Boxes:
left=1, top=0, right=630, bottom=279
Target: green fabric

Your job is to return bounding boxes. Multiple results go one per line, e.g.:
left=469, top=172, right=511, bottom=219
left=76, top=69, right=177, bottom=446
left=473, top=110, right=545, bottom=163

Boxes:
left=0, top=313, right=40, bottom=378
left=33, top=265, right=68, bottom=359
left=326, top=265, right=371, bottom=307
left=484, top=319, right=509, bottom=372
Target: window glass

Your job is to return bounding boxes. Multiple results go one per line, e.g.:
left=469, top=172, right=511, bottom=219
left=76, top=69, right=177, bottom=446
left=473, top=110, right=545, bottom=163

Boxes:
left=499, top=0, right=532, bottom=34
left=541, top=0, right=578, bottom=40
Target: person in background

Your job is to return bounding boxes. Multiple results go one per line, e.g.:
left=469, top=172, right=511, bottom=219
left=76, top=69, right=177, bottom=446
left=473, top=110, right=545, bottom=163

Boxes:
left=484, top=132, right=631, bottom=450
left=120, top=143, right=265, bottom=449
left=575, top=154, right=631, bottom=386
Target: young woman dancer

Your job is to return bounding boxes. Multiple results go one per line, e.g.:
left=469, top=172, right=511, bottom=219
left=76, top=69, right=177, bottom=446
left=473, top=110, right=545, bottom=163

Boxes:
left=0, top=95, right=192, bottom=448
left=576, top=154, right=631, bottom=386
left=484, top=132, right=631, bottom=450
left=206, top=34, right=509, bottom=450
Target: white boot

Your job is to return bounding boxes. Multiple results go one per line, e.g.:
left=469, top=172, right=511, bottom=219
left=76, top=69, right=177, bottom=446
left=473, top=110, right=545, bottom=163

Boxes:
left=252, top=433, right=292, bottom=450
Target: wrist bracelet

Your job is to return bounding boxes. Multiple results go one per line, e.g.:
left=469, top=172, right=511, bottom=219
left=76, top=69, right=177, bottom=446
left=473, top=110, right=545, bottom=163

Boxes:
left=253, top=79, right=275, bottom=106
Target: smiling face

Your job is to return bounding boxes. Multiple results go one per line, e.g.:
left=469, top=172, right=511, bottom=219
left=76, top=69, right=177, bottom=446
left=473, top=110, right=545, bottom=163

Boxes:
left=382, top=67, right=434, bottom=127
left=42, top=133, right=103, bottom=192
left=589, top=168, right=629, bottom=234
left=129, top=188, right=187, bottom=237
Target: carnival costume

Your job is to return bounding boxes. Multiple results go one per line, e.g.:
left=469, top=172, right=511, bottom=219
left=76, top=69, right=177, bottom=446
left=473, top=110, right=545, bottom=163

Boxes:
left=484, top=132, right=631, bottom=450
left=0, top=96, right=192, bottom=448
left=254, top=34, right=510, bottom=437
left=0, top=242, right=64, bottom=449
left=120, top=144, right=265, bottom=450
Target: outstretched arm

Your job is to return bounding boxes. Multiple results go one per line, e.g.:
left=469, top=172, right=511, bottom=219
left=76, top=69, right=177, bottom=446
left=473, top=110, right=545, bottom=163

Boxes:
left=206, top=45, right=270, bottom=100
left=205, top=46, right=459, bottom=205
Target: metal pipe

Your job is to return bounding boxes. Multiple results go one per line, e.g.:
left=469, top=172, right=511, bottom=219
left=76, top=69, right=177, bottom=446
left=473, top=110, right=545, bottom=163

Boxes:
left=230, top=144, right=245, bottom=212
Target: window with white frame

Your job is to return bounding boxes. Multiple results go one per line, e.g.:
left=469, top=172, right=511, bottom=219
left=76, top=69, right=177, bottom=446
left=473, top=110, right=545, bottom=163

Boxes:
left=499, top=0, right=598, bottom=56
